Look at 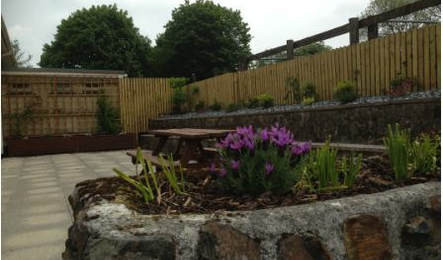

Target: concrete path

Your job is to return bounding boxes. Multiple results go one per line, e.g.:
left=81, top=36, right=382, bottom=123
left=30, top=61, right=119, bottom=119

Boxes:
left=1, top=150, right=136, bottom=260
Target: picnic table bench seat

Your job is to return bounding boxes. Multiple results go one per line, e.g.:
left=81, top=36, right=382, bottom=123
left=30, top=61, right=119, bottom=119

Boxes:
left=126, top=150, right=180, bottom=168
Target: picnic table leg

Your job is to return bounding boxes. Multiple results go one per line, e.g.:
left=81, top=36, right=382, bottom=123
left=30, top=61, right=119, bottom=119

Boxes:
left=153, top=136, right=168, bottom=156
left=174, top=139, right=184, bottom=159
left=180, top=139, right=203, bottom=166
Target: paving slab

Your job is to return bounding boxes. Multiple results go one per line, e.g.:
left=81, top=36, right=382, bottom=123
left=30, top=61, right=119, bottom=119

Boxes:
left=1, top=150, right=136, bottom=260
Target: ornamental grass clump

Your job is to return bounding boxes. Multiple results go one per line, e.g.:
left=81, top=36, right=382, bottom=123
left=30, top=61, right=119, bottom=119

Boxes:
left=113, top=148, right=185, bottom=203
left=212, top=124, right=311, bottom=195
left=410, top=134, right=439, bottom=175
left=384, top=124, right=410, bottom=181
left=297, top=143, right=362, bottom=192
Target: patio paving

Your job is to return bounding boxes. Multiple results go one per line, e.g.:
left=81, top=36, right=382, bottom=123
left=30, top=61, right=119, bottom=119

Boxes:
left=1, top=150, right=136, bottom=260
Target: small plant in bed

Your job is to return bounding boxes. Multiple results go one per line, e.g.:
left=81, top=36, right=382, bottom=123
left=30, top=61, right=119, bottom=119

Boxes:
left=212, top=124, right=311, bottom=195
left=334, top=80, right=359, bottom=104
left=297, top=142, right=362, bottom=192
left=113, top=148, right=185, bottom=203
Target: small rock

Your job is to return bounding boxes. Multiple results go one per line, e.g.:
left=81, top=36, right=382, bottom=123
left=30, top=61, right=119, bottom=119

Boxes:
left=427, top=195, right=440, bottom=214
left=278, top=234, right=330, bottom=260
left=344, top=214, right=392, bottom=260
left=197, top=222, right=261, bottom=260
left=402, top=216, right=433, bottom=247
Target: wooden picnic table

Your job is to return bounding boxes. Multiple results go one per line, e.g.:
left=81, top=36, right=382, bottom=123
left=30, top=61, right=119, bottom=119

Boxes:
left=144, top=128, right=234, bottom=167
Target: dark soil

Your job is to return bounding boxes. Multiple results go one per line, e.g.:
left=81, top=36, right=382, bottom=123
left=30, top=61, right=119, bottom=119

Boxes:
left=74, top=155, right=440, bottom=215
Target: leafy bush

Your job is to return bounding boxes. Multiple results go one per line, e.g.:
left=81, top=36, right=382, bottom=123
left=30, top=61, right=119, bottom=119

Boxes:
left=212, top=125, right=311, bottom=195
left=209, top=100, right=222, bottom=111
left=113, top=148, right=185, bottom=203
left=195, top=101, right=205, bottom=112
left=226, top=103, right=241, bottom=112
left=246, top=97, right=260, bottom=108
left=302, top=96, right=315, bottom=105
left=257, top=94, right=275, bottom=108
left=169, top=77, right=188, bottom=113
left=384, top=124, right=410, bottom=181
left=285, top=77, right=302, bottom=103
left=334, top=80, right=358, bottom=104
left=410, top=134, right=439, bottom=175
left=301, top=82, right=317, bottom=100
left=10, top=103, right=35, bottom=138
left=96, top=95, right=121, bottom=135
left=389, top=75, right=415, bottom=96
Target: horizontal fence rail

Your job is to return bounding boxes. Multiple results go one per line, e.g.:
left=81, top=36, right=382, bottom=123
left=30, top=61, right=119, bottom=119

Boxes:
left=188, top=24, right=441, bottom=107
left=249, top=0, right=440, bottom=61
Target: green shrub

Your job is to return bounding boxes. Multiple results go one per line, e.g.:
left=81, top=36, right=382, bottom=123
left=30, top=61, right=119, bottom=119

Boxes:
left=302, top=96, right=315, bottom=105
left=195, top=101, right=205, bottom=112
left=10, top=103, right=35, bottom=138
left=334, top=80, right=359, bottom=104
left=410, top=134, right=439, bottom=175
left=169, top=77, right=188, bottom=113
left=302, top=81, right=317, bottom=99
left=209, top=100, right=222, bottom=111
left=257, top=94, right=275, bottom=108
left=285, top=77, right=302, bottom=103
left=246, top=97, right=260, bottom=108
left=169, top=77, right=188, bottom=89
left=389, top=75, right=415, bottom=96
left=96, top=95, right=121, bottom=135
left=226, top=103, right=241, bottom=112
left=312, top=142, right=339, bottom=190
left=384, top=124, right=410, bottom=181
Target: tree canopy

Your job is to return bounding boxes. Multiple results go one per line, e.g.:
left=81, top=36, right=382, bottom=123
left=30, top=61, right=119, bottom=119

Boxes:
left=361, top=0, right=440, bottom=37
left=153, top=0, right=251, bottom=80
left=39, top=5, right=152, bottom=76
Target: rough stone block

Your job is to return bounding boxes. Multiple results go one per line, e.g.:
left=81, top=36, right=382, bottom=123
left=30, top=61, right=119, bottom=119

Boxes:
left=278, top=234, right=330, bottom=260
left=197, top=222, right=261, bottom=260
left=344, top=214, right=392, bottom=260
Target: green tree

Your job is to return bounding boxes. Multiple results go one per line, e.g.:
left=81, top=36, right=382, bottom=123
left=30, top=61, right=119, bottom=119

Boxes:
left=253, top=41, right=332, bottom=68
left=39, top=5, right=152, bottom=76
left=361, top=0, right=440, bottom=37
left=12, top=39, right=32, bottom=68
left=153, top=0, right=251, bottom=80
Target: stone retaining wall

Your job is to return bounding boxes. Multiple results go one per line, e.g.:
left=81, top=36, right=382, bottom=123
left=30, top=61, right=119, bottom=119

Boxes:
left=149, top=98, right=441, bottom=144
left=63, top=182, right=440, bottom=259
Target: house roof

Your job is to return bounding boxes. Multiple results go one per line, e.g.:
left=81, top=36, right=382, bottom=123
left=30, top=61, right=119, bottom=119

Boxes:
left=2, top=67, right=128, bottom=78
left=1, top=16, right=16, bottom=68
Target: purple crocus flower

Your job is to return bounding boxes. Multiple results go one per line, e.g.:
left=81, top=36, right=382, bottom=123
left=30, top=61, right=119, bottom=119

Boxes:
left=219, top=167, right=227, bottom=177
left=243, top=138, right=254, bottom=150
left=230, top=160, right=240, bottom=170
left=260, top=128, right=269, bottom=141
left=229, top=139, right=244, bottom=150
left=265, top=162, right=274, bottom=175
left=209, top=162, right=217, bottom=173
left=291, top=141, right=311, bottom=155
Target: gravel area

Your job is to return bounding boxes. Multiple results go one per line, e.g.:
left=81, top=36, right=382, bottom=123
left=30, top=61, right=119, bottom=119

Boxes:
left=158, top=90, right=441, bottom=120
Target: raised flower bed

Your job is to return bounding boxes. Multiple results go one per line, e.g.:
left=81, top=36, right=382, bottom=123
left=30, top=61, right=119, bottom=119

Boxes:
left=63, top=125, right=440, bottom=259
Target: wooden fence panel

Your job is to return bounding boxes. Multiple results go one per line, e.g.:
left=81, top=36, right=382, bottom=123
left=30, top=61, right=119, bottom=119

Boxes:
left=1, top=76, right=120, bottom=138
left=183, top=24, right=439, bottom=106
left=119, top=78, right=172, bottom=134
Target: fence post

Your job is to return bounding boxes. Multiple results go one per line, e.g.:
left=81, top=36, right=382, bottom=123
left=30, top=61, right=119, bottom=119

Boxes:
left=286, top=40, right=294, bottom=59
left=349, top=17, right=360, bottom=44
left=368, top=23, right=379, bottom=40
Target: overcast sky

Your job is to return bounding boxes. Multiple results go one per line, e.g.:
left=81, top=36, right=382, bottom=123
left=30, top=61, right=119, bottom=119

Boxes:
left=1, top=0, right=371, bottom=67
